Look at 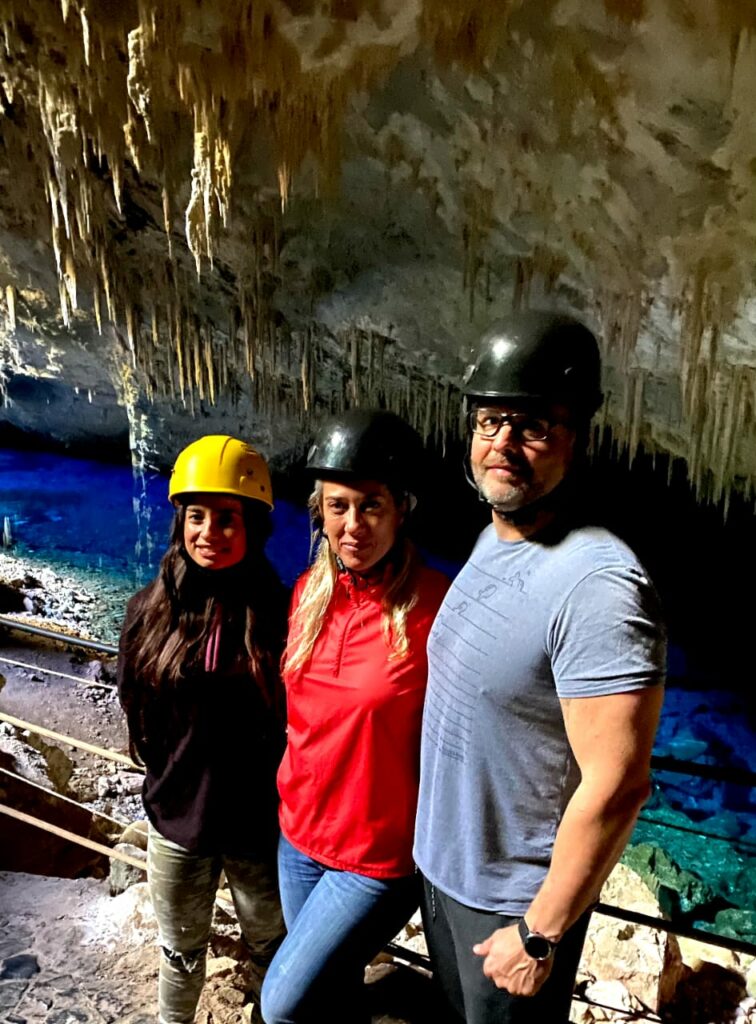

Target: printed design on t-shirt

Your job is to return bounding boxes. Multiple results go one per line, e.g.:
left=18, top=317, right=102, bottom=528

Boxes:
left=424, top=562, right=514, bottom=765
left=469, top=560, right=529, bottom=596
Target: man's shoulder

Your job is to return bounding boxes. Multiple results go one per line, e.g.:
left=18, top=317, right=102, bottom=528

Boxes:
left=550, top=523, right=644, bottom=574
left=558, top=522, right=636, bottom=555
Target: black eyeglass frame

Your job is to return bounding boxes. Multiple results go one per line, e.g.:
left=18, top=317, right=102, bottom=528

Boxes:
left=468, top=408, right=555, bottom=443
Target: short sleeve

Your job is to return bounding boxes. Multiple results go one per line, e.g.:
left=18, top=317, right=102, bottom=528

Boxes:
left=548, top=565, right=666, bottom=698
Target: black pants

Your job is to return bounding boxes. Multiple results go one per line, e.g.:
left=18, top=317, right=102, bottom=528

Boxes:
left=421, top=876, right=591, bottom=1024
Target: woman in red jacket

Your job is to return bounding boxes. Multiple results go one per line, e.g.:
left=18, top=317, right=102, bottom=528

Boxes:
left=261, top=410, right=449, bottom=1024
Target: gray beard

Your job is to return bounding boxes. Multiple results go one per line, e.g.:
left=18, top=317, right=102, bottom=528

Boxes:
left=472, top=464, right=540, bottom=515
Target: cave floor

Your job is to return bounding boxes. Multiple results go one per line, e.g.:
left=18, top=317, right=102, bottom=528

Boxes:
left=0, top=634, right=439, bottom=1023
left=0, top=871, right=438, bottom=1024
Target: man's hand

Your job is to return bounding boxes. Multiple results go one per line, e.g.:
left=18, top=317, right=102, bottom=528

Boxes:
left=472, top=923, right=553, bottom=996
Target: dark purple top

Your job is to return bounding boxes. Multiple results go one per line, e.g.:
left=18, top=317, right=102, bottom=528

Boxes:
left=117, top=587, right=285, bottom=857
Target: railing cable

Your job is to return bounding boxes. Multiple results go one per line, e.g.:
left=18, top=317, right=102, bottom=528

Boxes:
left=0, top=766, right=130, bottom=828
left=0, top=710, right=142, bottom=771
left=0, top=803, right=147, bottom=870
left=0, top=654, right=114, bottom=689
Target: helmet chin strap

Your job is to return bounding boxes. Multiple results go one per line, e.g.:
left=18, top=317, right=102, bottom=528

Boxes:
left=463, top=452, right=573, bottom=527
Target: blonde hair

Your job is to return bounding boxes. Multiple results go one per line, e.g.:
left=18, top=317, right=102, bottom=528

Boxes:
left=285, top=482, right=421, bottom=672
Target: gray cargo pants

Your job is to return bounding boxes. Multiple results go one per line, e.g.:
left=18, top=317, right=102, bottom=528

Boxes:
left=148, top=826, right=285, bottom=1024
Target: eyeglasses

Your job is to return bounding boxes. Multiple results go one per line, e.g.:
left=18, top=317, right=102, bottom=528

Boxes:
left=469, top=409, right=552, bottom=442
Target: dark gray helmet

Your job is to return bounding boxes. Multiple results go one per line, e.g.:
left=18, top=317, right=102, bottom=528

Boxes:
left=462, top=311, right=603, bottom=416
left=306, top=409, right=424, bottom=493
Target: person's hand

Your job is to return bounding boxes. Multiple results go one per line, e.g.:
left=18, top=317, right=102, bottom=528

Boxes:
left=472, top=923, right=553, bottom=996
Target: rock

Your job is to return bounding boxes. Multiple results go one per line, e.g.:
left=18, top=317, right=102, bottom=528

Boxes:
left=206, top=957, right=239, bottom=980
left=666, top=736, right=709, bottom=761
left=46, top=1009, right=89, bottom=1024
left=81, top=660, right=114, bottom=684
left=118, top=820, right=149, bottom=851
left=712, top=909, right=756, bottom=944
left=0, top=954, right=40, bottom=980
left=575, top=979, right=648, bottom=1022
left=391, top=908, right=429, bottom=959
left=0, top=924, right=34, bottom=959
left=748, top=962, right=756, bottom=999
left=677, top=934, right=751, bottom=976
left=621, top=843, right=716, bottom=917
left=96, top=776, right=113, bottom=798
left=578, top=863, right=685, bottom=1012
left=22, top=593, right=47, bottom=614
left=108, top=843, right=147, bottom=896
left=113, top=771, right=144, bottom=796
left=0, top=981, right=29, bottom=1015
left=703, top=809, right=743, bottom=839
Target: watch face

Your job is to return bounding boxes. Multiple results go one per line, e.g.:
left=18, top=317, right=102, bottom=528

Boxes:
left=523, top=933, right=553, bottom=960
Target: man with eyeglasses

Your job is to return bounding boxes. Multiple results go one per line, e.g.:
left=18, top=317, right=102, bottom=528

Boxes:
left=414, top=311, right=665, bottom=1023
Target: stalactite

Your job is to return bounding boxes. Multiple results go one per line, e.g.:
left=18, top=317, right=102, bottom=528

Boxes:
left=203, top=325, right=215, bottom=405
left=349, top=329, right=360, bottom=407
left=125, top=304, right=137, bottom=367
left=174, top=313, right=185, bottom=405
left=512, top=258, right=532, bottom=312
left=300, top=330, right=311, bottom=412
left=5, top=0, right=756, bottom=511
left=80, top=5, right=90, bottom=65
left=5, top=284, right=15, bottom=331
left=63, top=250, right=78, bottom=310
left=58, top=280, right=70, bottom=326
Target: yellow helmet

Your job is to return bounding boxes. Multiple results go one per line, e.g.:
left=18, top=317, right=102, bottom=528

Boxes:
left=168, top=435, right=273, bottom=509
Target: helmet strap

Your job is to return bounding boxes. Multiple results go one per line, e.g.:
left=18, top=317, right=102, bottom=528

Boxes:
left=463, top=447, right=583, bottom=527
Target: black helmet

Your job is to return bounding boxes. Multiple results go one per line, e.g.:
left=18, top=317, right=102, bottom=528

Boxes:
left=306, top=409, right=424, bottom=494
left=462, top=311, right=603, bottom=417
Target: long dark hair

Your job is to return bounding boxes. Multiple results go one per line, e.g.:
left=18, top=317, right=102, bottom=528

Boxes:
left=120, top=499, right=287, bottom=763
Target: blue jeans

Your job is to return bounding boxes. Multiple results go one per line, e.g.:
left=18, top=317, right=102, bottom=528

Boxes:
left=260, top=834, right=419, bottom=1024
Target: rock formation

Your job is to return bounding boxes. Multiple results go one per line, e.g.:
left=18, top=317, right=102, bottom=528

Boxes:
left=0, top=3, right=756, bottom=504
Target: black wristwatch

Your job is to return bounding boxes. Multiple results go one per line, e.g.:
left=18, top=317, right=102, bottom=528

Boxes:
left=517, top=917, right=558, bottom=961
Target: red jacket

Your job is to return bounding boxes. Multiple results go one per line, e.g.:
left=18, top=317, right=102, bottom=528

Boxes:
left=277, top=563, right=449, bottom=878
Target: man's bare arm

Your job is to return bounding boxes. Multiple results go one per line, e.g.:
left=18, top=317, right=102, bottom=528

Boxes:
left=473, top=685, right=664, bottom=996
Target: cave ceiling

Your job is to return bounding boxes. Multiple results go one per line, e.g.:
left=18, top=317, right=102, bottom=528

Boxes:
left=1, top=0, right=756, bottom=505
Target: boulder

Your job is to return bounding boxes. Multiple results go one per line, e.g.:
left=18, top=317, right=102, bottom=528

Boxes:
left=571, top=979, right=650, bottom=1022
left=621, top=843, right=717, bottom=917
left=119, top=819, right=149, bottom=851
left=108, top=842, right=147, bottom=896
left=577, top=863, right=685, bottom=1012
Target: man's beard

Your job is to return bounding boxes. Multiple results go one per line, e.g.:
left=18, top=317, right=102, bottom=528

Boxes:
left=471, top=455, right=543, bottom=514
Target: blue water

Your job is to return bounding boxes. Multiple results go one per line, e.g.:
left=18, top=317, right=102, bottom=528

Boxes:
left=1, top=447, right=754, bottom=942
left=0, top=449, right=312, bottom=586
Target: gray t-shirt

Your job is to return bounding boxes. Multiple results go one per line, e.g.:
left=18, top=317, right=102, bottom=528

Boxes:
left=413, top=521, right=666, bottom=914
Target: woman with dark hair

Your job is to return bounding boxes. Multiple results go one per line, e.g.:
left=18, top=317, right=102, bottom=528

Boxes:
left=261, top=410, right=450, bottom=1024
left=118, top=435, right=286, bottom=1024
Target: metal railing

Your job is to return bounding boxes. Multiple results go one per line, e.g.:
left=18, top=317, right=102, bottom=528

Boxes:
left=2, top=611, right=755, bottom=958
